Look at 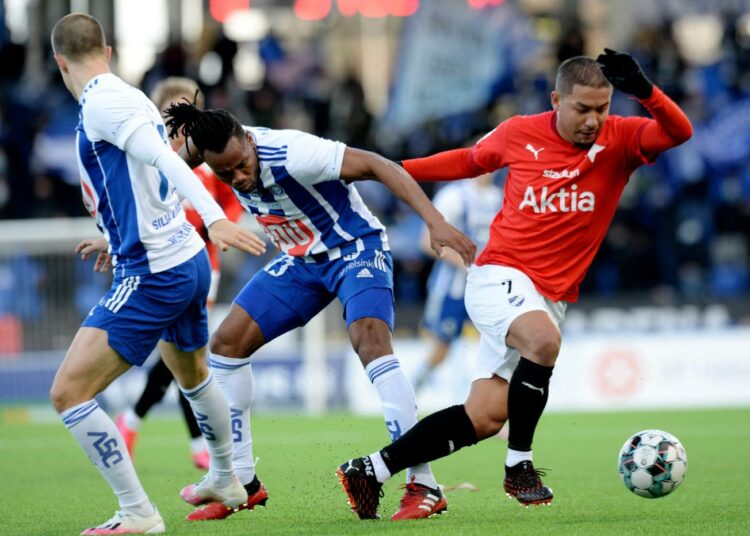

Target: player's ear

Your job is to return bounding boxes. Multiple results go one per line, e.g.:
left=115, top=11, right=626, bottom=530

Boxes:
left=53, top=53, right=67, bottom=72
left=551, top=90, right=560, bottom=111
left=105, top=46, right=112, bottom=62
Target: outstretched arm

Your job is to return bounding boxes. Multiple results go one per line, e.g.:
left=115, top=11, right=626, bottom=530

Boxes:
left=341, top=147, right=476, bottom=266
left=401, top=148, right=487, bottom=182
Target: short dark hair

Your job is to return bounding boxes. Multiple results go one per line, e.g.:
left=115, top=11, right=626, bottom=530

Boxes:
left=164, top=101, right=245, bottom=157
left=555, top=56, right=611, bottom=96
left=151, top=77, right=205, bottom=112
left=51, top=13, right=106, bottom=61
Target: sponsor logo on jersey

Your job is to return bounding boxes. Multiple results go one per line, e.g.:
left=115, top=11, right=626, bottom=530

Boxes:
left=518, top=185, right=595, bottom=213
left=509, top=295, right=525, bottom=307
left=152, top=203, right=184, bottom=230
left=525, top=144, right=544, bottom=160
left=543, top=168, right=580, bottom=179
left=356, top=268, right=374, bottom=278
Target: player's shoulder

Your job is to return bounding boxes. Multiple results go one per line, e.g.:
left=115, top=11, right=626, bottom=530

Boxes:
left=507, top=110, right=555, bottom=130
left=600, top=113, right=649, bottom=141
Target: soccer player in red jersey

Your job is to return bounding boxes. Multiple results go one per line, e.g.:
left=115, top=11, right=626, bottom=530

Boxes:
left=336, top=49, right=693, bottom=518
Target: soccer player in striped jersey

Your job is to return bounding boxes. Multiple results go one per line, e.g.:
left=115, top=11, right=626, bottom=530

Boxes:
left=337, top=50, right=693, bottom=518
left=414, top=172, right=503, bottom=393
left=115, top=77, right=245, bottom=472
left=49, top=14, right=265, bottom=535
left=163, top=101, right=476, bottom=521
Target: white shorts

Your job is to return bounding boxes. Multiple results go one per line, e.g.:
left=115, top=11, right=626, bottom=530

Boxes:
left=465, top=264, right=567, bottom=381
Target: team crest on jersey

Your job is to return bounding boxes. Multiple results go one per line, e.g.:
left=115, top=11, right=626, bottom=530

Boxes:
left=270, top=184, right=285, bottom=197
left=509, top=295, right=525, bottom=307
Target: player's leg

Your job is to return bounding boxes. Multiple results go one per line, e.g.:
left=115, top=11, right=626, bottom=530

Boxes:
left=177, top=390, right=210, bottom=469
left=344, top=291, right=445, bottom=518
left=158, top=251, right=247, bottom=513
left=115, top=357, right=174, bottom=458
left=187, top=255, right=330, bottom=520
left=51, top=328, right=164, bottom=534
left=466, top=264, right=565, bottom=505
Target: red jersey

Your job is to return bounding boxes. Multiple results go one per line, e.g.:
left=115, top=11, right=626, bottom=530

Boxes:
left=470, top=111, right=650, bottom=301
left=183, top=164, right=244, bottom=270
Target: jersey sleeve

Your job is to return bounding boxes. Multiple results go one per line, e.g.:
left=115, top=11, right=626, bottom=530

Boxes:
left=615, top=116, right=652, bottom=168
left=82, top=88, right=153, bottom=149
left=470, top=118, right=512, bottom=171
left=432, top=186, right=464, bottom=228
left=285, top=131, right=346, bottom=185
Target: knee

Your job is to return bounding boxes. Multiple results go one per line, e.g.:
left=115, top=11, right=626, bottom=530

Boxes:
left=210, top=330, right=253, bottom=358
left=49, top=382, right=72, bottom=413
left=525, top=334, right=561, bottom=367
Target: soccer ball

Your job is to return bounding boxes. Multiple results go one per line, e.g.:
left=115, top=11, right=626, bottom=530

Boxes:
left=617, top=429, right=687, bottom=498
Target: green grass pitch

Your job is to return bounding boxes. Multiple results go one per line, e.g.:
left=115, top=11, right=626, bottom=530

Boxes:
left=1, top=407, right=748, bottom=535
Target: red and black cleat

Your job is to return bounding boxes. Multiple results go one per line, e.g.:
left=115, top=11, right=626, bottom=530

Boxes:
left=187, top=476, right=269, bottom=521
left=336, top=457, right=384, bottom=520
left=503, top=461, right=553, bottom=506
left=391, top=477, right=447, bottom=520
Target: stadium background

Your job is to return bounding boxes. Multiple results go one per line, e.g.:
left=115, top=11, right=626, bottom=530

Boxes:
left=0, top=0, right=749, bottom=419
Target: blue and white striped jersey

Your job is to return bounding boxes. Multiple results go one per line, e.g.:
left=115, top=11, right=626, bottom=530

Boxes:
left=427, top=180, right=503, bottom=299
left=76, top=74, right=204, bottom=276
left=235, top=127, right=388, bottom=260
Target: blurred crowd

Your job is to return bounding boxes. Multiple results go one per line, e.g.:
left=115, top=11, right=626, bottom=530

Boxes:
left=0, top=3, right=749, bottom=339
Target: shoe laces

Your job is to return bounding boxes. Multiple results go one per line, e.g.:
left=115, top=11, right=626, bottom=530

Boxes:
left=397, top=476, right=433, bottom=506
left=512, top=463, right=548, bottom=490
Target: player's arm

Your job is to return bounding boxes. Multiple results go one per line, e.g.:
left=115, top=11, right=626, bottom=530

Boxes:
left=341, top=147, right=476, bottom=266
left=401, top=148, right=487, bottom=182
left=419, top=189, right=468, bottom=270
left=597, top=48, right=693, bottom=157
left=121, top=124, right=265, bottom=255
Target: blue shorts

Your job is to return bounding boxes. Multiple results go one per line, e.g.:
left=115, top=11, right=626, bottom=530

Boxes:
left=234, top=249, right=394, bottom=342
left=423, top=290, right=467, bottom=343
left=83, top=250, right=210, bottom=366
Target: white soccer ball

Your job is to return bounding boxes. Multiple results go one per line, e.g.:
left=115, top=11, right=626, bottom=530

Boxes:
left=617, top=429, right=687, bottom=498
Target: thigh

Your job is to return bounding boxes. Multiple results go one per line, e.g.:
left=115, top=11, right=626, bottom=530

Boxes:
left=162, top=250, right=211, bottom=353
left=51, top=327, right=131, bottom=411
left=231, top=264, right=331, bottom=348
left=83, top=265, right=199, bottom=366
left=465, top=264, right=552, bottom=380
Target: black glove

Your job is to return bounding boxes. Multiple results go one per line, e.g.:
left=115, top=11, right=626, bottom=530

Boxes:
left=596, top=48, right=653, bottom=100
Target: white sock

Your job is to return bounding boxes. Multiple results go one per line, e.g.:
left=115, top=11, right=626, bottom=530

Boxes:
left=365, top=354, right=437, bottom=488
left=368, top=451, right=392, bottom=484
left=190, top=436, right=207, bottom=454
left=506, top=448, right=533, bottom=467
left=179, top=370, right=234, bottom=484
left=210, top=353, right=256, bottom=486
left=61, top=400, right=153, bottom=516
left=123, top=408, right=142, bottom=431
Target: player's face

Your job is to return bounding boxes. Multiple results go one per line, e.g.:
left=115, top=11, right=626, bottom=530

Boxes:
left=204, top=132, right=260, bottom=193
left=552, top=84, right=612, bottom=147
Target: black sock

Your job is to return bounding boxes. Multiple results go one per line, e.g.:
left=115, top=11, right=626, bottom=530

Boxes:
left=507, top=357, right=553, bottom=452
left=134, top=358, right=173, bottom=418
left=379, top=404, right=478, bottom=475
left=178, top=391, right=202, bottom=438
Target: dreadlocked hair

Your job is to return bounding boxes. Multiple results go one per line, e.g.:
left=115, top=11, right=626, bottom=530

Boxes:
left=163, top=98, right=245, bottom=157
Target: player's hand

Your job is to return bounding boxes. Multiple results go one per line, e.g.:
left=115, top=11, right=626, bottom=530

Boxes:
left=208, top=219, right=266, bottom=256
left=75, top=237, right=112, bottom=272
left=428, top=220, right=477, bottom=267
left=596, top=48, right=653, bottom=100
